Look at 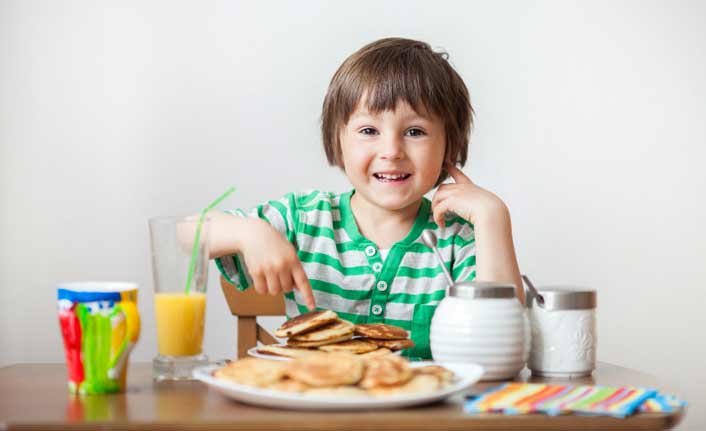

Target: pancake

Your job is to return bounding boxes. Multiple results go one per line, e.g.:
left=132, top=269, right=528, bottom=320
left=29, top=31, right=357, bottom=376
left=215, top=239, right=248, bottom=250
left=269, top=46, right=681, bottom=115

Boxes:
left=289, top=320, right=354, bottom=342
left=264, top=378, right=311, bottom=393
left=317, top=339, right=378, bottom=354
left=256, top=344, right=320, bottom=359
left=354, top=323, right=409, bottom=340
left=286, top=333, right=353, bottom=348
left=358, top=347, right=393, bottom=358
left=274, top=310, right=339, bottom=338
left=288, top=353, right=364, bottom=387
left=414, top=365, right=455, bottom=384
left=213, top=357, right=287, bottom=387
left=359, top=355, right=413, bottom=389
left=363, top=337, right=415, bottom=351
left=367, top=374, right=440, bottom=397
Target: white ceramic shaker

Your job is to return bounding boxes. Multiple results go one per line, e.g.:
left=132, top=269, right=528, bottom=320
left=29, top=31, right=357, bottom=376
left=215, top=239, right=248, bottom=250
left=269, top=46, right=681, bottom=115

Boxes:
left=430, top=281, right=529, bottom=381
left=527, top=286, right=597, bottom=378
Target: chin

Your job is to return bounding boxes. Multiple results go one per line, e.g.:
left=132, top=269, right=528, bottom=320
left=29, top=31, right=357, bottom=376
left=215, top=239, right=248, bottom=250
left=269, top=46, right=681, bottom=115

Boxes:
left=369, top=193, right=422, bottom=211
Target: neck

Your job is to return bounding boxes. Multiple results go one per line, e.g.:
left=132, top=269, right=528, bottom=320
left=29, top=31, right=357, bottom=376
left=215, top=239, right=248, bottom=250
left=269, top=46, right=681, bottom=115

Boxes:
left=350, top=192, right=422, bottom=248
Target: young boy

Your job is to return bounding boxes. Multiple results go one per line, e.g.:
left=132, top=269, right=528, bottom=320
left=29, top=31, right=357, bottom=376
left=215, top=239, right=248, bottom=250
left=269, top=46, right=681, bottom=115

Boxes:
left=207, top=37, right=522, bottom=359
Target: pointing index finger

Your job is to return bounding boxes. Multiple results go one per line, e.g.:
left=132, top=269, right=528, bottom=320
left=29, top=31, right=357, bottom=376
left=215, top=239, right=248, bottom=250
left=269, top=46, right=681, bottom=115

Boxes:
left=447, top=164, right=472, bottom=184
left=292, top=265, right=316, bottom=311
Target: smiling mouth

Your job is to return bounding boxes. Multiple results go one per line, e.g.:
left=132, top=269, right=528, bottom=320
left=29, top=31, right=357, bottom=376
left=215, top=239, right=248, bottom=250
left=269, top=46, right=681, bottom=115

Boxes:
left=373, top=173, right=412, bottom=182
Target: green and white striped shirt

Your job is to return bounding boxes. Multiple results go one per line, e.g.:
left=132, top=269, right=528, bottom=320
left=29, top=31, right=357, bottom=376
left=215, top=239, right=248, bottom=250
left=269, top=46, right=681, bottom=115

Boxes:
left=216, top=189, right=476, bottom=359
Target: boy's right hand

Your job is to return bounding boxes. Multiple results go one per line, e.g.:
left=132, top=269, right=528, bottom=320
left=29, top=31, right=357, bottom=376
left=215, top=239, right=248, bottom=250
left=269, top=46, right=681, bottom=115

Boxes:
left=239, top=219, right=316, bottom=310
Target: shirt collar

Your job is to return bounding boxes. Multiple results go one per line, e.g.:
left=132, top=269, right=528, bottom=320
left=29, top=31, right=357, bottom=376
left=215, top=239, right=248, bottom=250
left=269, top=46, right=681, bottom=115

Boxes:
left=339, top=190, right=431, bottom=248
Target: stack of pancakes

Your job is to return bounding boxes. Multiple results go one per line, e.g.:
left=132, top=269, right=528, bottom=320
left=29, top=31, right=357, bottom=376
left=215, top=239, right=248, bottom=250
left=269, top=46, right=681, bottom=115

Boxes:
left=256, top=310, right=415, bottom=359
left=214, top=353, right=455, bottom=397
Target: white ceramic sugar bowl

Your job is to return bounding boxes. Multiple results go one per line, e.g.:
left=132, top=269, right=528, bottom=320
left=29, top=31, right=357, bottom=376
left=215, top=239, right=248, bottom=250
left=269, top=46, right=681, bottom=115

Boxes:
left=430, top=281, right=529, bottom=381
left=527, top=286, right=597, bottom=378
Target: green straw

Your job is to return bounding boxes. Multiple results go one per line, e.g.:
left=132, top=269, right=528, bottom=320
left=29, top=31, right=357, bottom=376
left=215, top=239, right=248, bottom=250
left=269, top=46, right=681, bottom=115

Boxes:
left=185, top=187, right=236, bottom=294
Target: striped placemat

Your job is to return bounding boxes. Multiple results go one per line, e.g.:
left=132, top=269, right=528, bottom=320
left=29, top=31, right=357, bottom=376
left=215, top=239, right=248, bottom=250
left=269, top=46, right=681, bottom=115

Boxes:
left=465, top=383, right=686, bottom=418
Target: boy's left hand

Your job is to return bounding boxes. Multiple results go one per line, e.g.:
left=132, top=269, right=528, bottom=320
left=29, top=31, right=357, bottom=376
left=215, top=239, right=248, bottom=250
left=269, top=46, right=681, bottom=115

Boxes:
left=431, top=165, right=508, bottom=228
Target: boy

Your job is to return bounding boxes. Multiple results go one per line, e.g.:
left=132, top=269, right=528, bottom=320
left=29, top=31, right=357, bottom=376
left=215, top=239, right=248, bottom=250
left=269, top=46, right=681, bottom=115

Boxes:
left=207, top=37, right=522, bottom=359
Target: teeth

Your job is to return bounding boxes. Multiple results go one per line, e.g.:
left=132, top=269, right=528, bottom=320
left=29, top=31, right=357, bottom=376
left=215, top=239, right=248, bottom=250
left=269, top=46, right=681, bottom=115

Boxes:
left=375, top=173, right=409, bottom=180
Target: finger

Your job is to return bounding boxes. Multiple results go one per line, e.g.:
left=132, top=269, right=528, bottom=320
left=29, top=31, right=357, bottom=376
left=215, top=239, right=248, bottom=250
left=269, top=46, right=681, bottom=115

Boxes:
left=251, top=272, right=268, bottom=295
left=447, top=165, right=472, bottom=184
left=265, top=272, right=281, bottom=296
left=430, top=184, right=450, bottom=210
left=432, top=197, right=452, bottom=228
left=292, top=265, right=316, bottom=310
left=279, top=272, right=294, bottom=294
left=431, top=185, right=455, bottom=213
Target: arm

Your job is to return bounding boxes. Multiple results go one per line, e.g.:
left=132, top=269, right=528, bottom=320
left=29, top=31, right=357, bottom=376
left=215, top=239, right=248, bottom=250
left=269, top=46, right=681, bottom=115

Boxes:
left=472, top=202, right=524, bottom=303
left=200, top=210, right=265, bottom=259
left=176, top=210, right=253, bottom=259
left=177, top=210, right=316, bottom=309
left=431, top=165, right=524, bottom=303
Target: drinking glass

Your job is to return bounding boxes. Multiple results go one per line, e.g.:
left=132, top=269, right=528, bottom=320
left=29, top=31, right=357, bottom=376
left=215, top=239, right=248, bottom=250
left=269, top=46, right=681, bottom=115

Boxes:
left=148, top=216, right=210, bottom=380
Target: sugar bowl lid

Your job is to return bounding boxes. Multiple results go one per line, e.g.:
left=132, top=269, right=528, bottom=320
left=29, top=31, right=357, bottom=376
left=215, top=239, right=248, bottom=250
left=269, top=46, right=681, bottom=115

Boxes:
left=531, top=286, right=597, bottom=310
left=449, top=281, right=517, bottom=299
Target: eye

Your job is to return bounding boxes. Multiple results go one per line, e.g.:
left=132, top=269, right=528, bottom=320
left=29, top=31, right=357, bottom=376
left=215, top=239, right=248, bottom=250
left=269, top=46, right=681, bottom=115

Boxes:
left=359, top=127, right=378, bottom=136
left=405, top=128, right=427, bottom=137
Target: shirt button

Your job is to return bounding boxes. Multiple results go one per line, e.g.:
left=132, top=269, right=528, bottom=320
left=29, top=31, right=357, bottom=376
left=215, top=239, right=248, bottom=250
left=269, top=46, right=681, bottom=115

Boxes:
left=365, top=245, right=377, bottom=256
left=372, top=304, right=383, bottom=315
left=372, top=262, right=383, bottom=272
left=376, top=281, right=388, bottom=291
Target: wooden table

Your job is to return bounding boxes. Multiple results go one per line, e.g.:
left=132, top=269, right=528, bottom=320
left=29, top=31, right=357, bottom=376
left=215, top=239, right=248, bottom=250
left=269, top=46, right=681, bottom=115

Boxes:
left=0, top=362, right=684, bottom=430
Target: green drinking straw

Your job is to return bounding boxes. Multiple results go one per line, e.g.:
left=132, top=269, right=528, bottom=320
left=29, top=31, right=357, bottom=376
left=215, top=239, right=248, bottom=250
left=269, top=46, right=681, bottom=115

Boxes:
left=184, top=186, right=236, bottom=294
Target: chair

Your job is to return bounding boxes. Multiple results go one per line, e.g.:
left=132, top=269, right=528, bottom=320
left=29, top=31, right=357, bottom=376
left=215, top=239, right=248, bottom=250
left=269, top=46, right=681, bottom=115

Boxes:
left=220, top=277, right=285, bottom=358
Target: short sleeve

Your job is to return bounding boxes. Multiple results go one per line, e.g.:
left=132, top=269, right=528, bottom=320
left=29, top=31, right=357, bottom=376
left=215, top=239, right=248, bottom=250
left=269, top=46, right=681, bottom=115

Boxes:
left=215, top=193, right=299, bottom=291
left=450, top=219, right=477, bottom=282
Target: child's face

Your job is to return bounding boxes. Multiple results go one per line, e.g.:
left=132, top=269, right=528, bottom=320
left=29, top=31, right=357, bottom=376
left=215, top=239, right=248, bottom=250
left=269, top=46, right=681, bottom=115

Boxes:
left=339, top=99, right=446, bottom=212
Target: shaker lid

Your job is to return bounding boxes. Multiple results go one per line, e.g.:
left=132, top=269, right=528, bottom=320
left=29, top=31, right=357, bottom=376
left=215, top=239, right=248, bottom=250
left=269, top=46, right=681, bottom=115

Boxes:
left=449, top=281, right=517, bottom=299
left=532, top=286, right=596, bottom=310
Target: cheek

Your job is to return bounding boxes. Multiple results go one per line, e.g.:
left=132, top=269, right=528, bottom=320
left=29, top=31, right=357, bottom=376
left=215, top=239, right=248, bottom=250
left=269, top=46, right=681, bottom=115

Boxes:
left=418, top=144, right=445, bottom=176
left=340, top=143, right=370, bottom=175
left=338, top=137, right=354, bottom=170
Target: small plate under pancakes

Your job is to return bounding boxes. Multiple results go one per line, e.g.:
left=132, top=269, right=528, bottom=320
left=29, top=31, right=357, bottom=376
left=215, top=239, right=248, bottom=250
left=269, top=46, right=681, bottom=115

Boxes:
left=248, top=343, right=401, bottom=361
left=194, top=361, right=484, bottom=411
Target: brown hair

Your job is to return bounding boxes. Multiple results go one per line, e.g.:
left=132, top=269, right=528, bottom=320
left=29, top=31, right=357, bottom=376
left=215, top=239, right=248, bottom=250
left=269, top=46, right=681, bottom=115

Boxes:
left=321, top=37, right=473, bottom=185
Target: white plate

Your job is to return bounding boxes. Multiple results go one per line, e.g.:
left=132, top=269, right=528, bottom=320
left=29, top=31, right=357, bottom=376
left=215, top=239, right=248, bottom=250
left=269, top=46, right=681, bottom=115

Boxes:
left=248, top=343, right=402, bottom=361
left=247, top=344, right=291, bottom=361
left=193, top=361, right=484, bottom=411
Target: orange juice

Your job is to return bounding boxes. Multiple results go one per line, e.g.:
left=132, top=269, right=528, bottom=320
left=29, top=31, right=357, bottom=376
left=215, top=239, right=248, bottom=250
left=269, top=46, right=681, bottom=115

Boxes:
left=154, top=293, right=206, bottom=356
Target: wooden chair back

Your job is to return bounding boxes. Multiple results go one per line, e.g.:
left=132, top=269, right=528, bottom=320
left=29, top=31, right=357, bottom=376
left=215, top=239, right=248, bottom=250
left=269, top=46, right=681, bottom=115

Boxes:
left=220, top=277, right=285, bottom=358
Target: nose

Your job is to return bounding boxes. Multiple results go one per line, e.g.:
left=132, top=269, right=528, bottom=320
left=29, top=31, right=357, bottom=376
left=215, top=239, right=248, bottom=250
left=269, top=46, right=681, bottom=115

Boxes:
left=380, top=133, right=404, bottom=160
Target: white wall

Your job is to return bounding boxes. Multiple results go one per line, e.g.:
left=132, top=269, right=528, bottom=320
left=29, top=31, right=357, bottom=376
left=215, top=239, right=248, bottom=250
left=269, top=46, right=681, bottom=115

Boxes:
left=1, top=0, right=704, bottom=428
